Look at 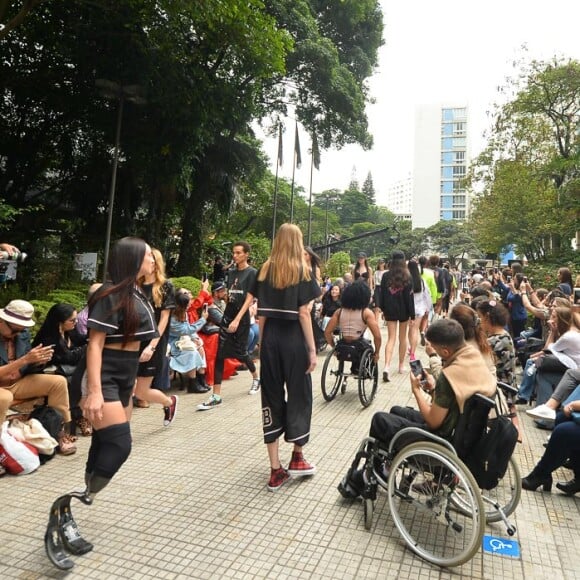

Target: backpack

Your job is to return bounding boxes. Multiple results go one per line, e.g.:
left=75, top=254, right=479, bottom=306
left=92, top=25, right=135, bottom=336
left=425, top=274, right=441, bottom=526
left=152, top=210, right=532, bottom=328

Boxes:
left=463, top=415, right=518, bottom=490
left=28, top=406, right=63, bottom=440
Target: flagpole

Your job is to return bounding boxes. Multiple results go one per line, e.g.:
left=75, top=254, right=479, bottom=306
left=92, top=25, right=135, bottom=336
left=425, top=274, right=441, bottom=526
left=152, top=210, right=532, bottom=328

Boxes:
left=272, top=161, right=279, bottom=247
left=290, top=156, right=296, bottom=224
left=271, top=124, right=283, bottom=246
left=307, top=146, right=314, bottom=246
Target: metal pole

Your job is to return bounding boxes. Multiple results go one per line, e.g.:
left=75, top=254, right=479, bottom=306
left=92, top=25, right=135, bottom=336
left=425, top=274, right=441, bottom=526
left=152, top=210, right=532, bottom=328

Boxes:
left=271, top=161, right=280, bottom=248
left=290, top=157, right=296, bottom=223
left=324, top=194, right=329, bottom=261
left=307, top=150, right=314, bottom=246
left=102, top=95, right=124, bottom=282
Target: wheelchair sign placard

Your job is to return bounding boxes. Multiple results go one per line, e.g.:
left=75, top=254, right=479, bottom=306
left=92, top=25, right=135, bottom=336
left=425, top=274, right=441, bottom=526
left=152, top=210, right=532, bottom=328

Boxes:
left=482, top=535, right=520, bottom=558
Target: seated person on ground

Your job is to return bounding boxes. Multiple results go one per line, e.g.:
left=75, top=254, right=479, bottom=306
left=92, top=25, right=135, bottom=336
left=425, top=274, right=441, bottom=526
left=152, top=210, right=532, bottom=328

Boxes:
left=168, top=289, right=209, bottom=393
left=339, top=319, right=496, bottom=498
left=0, top=300, right=76, bottom=454
left=324, top=281, right=381, bottom=374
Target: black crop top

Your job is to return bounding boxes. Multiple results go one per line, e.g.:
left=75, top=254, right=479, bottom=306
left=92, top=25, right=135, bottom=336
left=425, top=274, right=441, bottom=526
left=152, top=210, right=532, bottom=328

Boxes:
left=87, top=286, right=158, bottom=344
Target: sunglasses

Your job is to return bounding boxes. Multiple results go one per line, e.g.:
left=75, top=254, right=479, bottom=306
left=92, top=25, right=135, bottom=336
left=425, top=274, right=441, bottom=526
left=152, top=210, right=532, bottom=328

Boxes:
left=5, top=321, right=26, bottom=334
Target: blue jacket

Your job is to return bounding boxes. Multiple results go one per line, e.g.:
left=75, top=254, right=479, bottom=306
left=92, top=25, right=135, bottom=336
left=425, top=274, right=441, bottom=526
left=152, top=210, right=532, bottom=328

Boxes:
left=0, top=330, right=32, bottom=376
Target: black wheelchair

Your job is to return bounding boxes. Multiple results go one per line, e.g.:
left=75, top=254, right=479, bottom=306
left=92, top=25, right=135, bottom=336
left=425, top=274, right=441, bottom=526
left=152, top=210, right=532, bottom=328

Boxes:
left=321, top=337, right=378, bottom=408
left=337, top=382, right=521, bottom=567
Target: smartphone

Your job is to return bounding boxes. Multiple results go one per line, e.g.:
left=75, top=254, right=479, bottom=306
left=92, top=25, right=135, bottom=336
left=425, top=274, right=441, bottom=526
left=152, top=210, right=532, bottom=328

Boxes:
left=202, top=272, right=208, bottom=282
left=409, top=359, right=424, bottom=378
left=203, top=303, right=209, bottom=313
left=506, top=275, right=512, bottom=283
left=574, top=288, right=580, bottom=305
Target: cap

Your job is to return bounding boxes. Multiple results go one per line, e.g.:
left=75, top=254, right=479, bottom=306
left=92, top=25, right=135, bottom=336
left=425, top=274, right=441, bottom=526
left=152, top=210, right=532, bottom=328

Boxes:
left=212, top=281, right=226, bottom=293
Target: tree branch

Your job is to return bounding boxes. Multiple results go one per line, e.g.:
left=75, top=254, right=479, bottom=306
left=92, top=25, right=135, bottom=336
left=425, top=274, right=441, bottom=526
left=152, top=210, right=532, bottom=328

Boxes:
left=0, top=0, right=45, bottom=41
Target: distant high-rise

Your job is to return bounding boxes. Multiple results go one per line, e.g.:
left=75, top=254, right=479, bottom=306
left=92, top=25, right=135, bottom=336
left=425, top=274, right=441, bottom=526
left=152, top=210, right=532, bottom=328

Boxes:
left=386, top=173, right=412, bottom=218
left=412, top=105, right=470, bottom=228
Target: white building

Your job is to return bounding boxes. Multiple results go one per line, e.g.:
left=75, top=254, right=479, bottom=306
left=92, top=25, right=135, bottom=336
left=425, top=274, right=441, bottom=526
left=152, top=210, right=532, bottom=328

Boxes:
left=412, top=105, right=471, bottom=228
left=386, top=173, right=413, bottom=216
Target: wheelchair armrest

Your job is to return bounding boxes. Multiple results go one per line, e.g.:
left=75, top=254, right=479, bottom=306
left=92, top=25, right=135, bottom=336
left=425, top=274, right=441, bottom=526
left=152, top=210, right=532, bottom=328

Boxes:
left=472, top=393, right=496, bottom=408
left=497, top=381, right=518, bottom=397
left=388, top=427, right=456, bottom=456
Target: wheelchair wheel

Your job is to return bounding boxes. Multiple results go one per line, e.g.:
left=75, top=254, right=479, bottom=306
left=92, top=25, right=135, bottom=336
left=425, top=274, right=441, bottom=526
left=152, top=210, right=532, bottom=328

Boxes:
left=387, top=442, right=485, bottom=568
left=364, top=498, right=373, bottom=530
left=358, top=349, right=378, bottom=408
left=321, top=347, right=344, bottom=401
left=449, top=456, right=521, bottom=524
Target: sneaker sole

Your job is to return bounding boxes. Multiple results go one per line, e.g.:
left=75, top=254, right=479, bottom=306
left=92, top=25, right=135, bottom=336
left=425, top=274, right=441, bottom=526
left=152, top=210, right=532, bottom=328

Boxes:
left=248, top=389, right=261, bottom=395
left=267, top=477, right=290, bottom=492
left=287, top=468, right=316, bottom=477
left=526, top=410, right=555, bottom=422
left=196, top=403, right=221, bottom=411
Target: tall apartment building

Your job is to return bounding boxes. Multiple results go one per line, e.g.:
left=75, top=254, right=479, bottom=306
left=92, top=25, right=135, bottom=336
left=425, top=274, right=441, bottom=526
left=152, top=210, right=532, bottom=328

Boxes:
left=412, top=105, right=470, bottom=228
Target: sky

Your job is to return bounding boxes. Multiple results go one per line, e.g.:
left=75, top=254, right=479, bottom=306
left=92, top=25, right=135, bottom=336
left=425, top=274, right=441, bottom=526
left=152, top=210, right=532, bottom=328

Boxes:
left=259, top=0, right=580, bottom=207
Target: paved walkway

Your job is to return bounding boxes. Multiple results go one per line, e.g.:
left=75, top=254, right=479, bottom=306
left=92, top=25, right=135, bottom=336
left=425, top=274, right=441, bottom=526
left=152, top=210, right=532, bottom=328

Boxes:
left=1, top=328, right=580, bottom=579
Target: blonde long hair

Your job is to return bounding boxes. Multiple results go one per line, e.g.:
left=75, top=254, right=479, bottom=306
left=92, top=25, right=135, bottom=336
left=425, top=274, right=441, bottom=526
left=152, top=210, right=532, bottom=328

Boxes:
left=139, top=248, right=167, bottom=308
left=258, top=223, right=311, bottom=288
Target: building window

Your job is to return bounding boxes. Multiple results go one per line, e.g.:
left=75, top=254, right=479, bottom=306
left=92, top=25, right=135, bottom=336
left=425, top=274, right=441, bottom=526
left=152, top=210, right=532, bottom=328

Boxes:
left=453, top=166, right=466, bottom=177
left=454, top=151, right=465, bottom=164
left=453, top=108, right=467, bottom=119
left=453, top=122, right=466, bottom=135
left=452, top=210, right=466, bottom=219
left=453, top=195, right=466, bottom=206
left=453, top=181, right=466, bottom=193
left=452, top=137, right=466, bottom=148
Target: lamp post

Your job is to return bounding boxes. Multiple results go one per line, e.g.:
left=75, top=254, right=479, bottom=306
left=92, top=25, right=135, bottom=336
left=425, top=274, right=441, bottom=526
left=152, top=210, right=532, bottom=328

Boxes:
left=95, top=79, right=146, bottom=281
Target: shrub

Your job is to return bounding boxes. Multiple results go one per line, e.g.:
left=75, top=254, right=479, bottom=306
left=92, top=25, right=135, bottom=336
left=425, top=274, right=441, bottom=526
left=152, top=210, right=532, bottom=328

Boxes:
left=170, top=276, right=202, bottom=296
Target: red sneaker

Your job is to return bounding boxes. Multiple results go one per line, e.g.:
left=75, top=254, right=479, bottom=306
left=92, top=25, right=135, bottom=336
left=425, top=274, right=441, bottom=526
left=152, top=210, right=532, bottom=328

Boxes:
left=287, top=452, right=316, bottom=477
left=267, top=467, right=290, bottom=492
left=163, top=395, right=178, bottom=427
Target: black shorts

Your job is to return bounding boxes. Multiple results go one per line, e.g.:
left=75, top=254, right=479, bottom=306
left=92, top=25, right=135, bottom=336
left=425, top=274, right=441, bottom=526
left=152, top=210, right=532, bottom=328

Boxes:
left=81, top=348, right=140, bottom=407
left=137, top=343, right=164, bottom=377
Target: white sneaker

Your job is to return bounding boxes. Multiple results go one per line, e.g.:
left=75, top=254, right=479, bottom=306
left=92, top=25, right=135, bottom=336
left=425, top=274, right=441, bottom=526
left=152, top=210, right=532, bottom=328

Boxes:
left=526, top=404, right=556, bottom=422
left=248, top=378, right=261, bottom=395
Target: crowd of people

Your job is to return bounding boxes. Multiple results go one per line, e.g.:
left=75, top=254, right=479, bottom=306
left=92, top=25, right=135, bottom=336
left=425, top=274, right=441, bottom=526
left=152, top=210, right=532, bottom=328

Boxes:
left=0, top=236, right=578, bottom=570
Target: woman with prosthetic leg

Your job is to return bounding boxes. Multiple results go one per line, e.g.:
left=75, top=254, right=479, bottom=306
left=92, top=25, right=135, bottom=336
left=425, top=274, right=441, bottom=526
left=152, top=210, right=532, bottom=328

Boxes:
left=45, top=237, right=158, bottom=570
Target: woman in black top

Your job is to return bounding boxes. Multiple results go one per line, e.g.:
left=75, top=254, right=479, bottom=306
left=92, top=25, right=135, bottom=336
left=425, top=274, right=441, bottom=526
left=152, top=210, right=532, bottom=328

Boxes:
left=254, top=224, right=321, bottom=492
left=379, top=250, right=415, bottom=382
left=134, top=248, right=178, bottom=426
left=32, top=303, right=88, bottom=434
left=352, top=252, right=373, bottom=289
left=45, top=237, right=160, bottom=571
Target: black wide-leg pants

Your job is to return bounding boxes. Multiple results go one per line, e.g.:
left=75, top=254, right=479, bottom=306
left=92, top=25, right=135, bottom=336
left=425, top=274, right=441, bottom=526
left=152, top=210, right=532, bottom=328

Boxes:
left=260, top=318, right=312, bottom=447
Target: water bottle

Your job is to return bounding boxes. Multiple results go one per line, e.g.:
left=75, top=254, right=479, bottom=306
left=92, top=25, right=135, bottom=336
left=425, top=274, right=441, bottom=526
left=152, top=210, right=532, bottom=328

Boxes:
left=526, top=362, right=536, bottom=376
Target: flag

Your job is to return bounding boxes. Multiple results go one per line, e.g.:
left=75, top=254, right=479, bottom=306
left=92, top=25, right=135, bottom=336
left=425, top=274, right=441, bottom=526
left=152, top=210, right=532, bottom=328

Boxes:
left=311, top=131, right=320, bottom=170
left=294, top=122, right=302, bottom=169
left=277, top=124, right=283, bottom=167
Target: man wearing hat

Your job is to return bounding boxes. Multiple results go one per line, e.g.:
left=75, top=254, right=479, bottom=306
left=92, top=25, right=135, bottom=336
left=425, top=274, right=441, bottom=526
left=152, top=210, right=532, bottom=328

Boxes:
left=0, top=300, right=76, bottom=454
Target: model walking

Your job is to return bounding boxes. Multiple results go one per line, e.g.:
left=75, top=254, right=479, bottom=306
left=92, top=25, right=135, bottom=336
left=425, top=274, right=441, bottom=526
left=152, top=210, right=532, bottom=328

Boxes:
left=254, top=224, right=321, bottom=491
left=44, top=237, right=158, bottom=570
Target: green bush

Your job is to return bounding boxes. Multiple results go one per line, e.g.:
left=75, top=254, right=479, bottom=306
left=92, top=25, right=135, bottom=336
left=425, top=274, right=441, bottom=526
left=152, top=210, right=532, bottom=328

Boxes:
left=170, top=276, right=202, bottom=295
left=325, top=251, right=352, bottom=279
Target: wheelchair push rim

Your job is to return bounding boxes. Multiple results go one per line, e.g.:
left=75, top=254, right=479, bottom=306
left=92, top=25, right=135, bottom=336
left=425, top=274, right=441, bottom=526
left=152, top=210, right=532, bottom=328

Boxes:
left=387, top=442, right=486, bottom=568
left=321, top=347, right=345, bottom=401
left=358, top=348, right=378, bottom=408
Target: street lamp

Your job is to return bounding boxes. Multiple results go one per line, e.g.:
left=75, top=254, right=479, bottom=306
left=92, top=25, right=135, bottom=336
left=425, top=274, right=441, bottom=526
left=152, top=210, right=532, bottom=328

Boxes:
left=95, top=79, right=146, bottom=281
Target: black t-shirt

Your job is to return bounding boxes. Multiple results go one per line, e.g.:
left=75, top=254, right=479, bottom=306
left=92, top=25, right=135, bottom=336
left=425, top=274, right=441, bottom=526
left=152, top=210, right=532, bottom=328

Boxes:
left=88, top=286, right=158, bottom=344
left=224, top=266, right=257, bottom=321
left=141, top=280, right=176, bottom=325
left=254, top=270, right=321, bottom=320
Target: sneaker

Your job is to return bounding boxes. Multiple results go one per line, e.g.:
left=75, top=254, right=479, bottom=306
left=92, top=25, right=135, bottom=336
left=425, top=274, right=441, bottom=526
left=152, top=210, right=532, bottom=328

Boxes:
left=248, top=378, right=261, bottom=395
left=420, top=332, right=426, bottom=346
left=287, top=452, right=316, bottom=477
left=196, top=394, right=222, bottom=411
left=526, top=404, right=556, bottom=422
left=267, top=467, right=290, bottom=492
left=163, top=395, right=178, bottom=426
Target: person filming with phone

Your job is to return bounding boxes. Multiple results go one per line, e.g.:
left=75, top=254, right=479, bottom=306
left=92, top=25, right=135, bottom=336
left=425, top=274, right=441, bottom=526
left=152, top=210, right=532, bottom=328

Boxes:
left=368, top=319, right=496, bottom=447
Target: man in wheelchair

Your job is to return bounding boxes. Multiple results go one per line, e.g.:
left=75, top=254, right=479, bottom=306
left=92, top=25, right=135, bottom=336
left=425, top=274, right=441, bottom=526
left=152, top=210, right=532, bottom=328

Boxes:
left=323, top=281, right=381, bottom=375
left=339, top=319, right=496, bottom=498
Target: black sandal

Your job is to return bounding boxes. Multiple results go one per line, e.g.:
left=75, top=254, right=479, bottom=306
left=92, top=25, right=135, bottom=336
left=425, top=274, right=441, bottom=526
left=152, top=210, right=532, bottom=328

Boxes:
left=45, top=497, right=74, bottom=570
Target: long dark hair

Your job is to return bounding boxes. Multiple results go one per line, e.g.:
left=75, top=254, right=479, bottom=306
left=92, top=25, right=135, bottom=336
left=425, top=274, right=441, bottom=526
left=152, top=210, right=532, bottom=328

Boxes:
left=32, top=303, right=76, bottom=347
left=304, top=246, right=321, bottom=273
left=89, top=237, right=146, bottom=344
left=384, top=251, right=410, bottom=290
left=450, top=302, right=491, bottom=357
left=408, top=260, right=422, bottom=293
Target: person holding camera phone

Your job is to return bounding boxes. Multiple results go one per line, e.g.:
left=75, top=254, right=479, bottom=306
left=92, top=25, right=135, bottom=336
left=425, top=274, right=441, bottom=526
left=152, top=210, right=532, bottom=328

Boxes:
left=340, top=320, right=497, bottom=498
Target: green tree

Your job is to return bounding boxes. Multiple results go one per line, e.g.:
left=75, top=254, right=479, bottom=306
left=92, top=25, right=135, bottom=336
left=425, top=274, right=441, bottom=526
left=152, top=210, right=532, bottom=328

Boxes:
left=425, top=220, right=483, bottom=266
left=362, top=171, right=376, bottom=205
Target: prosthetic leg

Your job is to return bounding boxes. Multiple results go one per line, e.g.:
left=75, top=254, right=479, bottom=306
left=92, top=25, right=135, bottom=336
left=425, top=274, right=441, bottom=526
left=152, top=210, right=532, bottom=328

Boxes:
left=44, top=492, right=92, bottom=570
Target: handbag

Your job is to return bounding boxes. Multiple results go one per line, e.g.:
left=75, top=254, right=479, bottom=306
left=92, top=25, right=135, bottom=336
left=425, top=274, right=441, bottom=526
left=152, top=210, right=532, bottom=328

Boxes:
left=0, top=421, right=40, bottom=475
left=175, top=335, right=198, bottom=351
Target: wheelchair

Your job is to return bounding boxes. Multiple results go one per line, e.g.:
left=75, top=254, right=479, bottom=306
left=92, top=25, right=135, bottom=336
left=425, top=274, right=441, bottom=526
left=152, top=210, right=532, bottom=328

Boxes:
left=321, top=337, right=378, bottom=408
left=337, top=382, right=521, bottom=567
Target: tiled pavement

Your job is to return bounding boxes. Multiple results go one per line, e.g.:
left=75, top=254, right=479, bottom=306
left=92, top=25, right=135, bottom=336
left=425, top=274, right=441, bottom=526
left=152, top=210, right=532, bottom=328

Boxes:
left=1, top=327, right=580, bottom=579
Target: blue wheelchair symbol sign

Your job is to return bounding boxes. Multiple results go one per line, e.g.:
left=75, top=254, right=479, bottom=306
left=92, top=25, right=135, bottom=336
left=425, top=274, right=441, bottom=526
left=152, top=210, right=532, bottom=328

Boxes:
left=483, top=534, right=520, bottom=558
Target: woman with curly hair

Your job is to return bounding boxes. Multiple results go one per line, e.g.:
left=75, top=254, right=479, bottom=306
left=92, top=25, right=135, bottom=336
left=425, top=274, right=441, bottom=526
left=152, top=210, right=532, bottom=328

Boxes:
left=378, top=250, right=414, bottom=382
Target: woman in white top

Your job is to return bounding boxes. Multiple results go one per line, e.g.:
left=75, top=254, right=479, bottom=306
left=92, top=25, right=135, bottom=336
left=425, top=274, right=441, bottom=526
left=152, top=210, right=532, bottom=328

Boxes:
left=407, top=259, right=432, bottom=362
